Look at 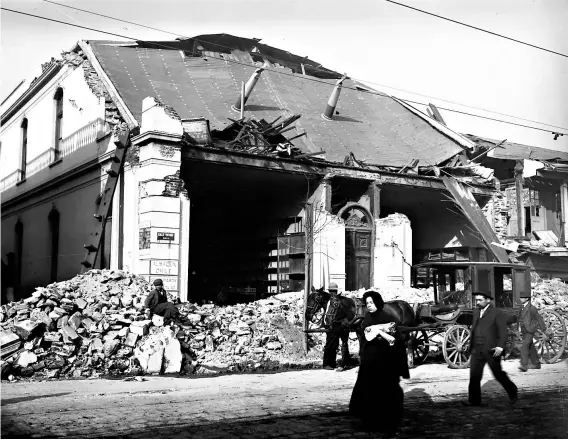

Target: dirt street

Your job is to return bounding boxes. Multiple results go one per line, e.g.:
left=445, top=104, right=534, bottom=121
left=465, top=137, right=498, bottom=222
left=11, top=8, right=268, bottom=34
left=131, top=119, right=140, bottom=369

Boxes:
left=2, top=359, right=567, bottom=438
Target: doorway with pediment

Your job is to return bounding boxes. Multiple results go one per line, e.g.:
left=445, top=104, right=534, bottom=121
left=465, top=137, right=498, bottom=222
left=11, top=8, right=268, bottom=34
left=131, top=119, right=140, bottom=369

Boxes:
left=338, top=203, right=373, bottom=291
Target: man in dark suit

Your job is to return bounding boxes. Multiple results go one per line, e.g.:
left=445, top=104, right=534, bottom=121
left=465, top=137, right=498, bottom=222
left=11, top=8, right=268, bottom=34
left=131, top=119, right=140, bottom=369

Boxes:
left=144, top=279, right=182, bottom=325
left=323, top=283, right=355, bottom=371
left=464, top=291, right=518, bottom=406
left=517, top=291, right=547, bottom=371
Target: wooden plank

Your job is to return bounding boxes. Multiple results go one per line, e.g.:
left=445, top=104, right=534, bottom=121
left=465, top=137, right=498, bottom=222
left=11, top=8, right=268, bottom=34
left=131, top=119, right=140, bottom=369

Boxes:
left=182, top=147, right=325, bottom=175
left=303, top=203, right=314, bottom=354
left=442, top=176, right=510, bottom=263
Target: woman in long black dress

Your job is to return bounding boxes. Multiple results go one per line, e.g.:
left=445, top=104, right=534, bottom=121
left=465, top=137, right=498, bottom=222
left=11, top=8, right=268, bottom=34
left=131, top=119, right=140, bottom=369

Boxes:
left=349, top=290, right=409, bottom=435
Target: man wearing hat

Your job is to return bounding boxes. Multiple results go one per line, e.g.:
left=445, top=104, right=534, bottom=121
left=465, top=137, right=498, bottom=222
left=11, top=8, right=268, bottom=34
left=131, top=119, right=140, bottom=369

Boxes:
left=517, top=290, right=547, bottom=371
left=144, top=279, right=181, bottom=324
left=464, top=291, right=518, bottom=407
left=322, top=282, right=354, bottom=371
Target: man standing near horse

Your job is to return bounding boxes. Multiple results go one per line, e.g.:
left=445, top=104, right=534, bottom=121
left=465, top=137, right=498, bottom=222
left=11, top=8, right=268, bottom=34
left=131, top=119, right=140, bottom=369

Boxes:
left=322, top=282, right=356, bottom=371
left=464, top=291, right=518, bottom=407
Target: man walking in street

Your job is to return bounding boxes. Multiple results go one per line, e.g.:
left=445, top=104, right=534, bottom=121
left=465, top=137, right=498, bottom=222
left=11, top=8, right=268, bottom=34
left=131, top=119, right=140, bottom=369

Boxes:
left=463, top=291, right=518, bottom=407
left=517, top=291, right=547, bottom=371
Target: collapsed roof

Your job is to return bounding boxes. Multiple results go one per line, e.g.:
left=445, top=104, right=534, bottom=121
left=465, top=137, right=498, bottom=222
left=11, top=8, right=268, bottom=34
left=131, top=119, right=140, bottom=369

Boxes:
left=86, top=34, right=471, bottom=167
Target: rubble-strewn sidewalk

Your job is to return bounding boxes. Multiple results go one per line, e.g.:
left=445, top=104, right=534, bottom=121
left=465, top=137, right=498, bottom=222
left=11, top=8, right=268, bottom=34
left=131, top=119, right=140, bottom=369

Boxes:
left=1, top=269, right=566, bottom=382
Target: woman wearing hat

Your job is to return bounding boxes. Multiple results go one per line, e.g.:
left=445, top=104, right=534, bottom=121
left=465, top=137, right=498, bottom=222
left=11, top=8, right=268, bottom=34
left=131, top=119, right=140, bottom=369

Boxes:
left=349, top=290, right=409, bottom=436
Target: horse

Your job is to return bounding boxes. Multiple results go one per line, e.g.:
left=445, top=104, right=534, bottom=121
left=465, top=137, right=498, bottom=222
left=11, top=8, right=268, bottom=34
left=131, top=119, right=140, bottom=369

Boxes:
left=306, top=288, right=417, bottom=368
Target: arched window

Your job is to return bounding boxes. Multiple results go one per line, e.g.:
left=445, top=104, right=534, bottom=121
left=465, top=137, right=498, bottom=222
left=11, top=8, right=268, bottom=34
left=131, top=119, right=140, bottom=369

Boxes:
left=48, top=207, right=60, bottom=282
left=341, top=206, right=372, bottom=229
left=54, top=88, right=63, bottom=161
left=15, top=220, right=24, bottom=289
left=20, top=118, right=28, bottom=180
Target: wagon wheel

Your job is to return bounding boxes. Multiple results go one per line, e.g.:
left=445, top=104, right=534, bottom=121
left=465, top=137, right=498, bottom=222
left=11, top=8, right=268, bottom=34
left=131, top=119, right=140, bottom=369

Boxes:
left=443, top=325, right=471, bottom=369
left=534, top=309, right=567, bottom=364
left=411, top=330, right=430, bottom=366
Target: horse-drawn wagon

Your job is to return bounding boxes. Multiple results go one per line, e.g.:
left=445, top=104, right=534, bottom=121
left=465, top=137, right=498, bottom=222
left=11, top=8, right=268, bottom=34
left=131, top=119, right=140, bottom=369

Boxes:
left=305, top=261, right=566, bottom=370
left=408, top=261, right=566, bottom=369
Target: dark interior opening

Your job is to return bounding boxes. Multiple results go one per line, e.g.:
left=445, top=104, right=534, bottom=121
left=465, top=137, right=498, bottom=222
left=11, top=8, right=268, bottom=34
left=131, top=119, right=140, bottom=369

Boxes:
left=181, top=160, right=319, bottom=304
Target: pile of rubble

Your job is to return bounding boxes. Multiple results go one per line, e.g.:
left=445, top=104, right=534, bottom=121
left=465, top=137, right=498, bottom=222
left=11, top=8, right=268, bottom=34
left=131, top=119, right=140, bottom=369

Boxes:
left=0, top=270, right=324, bottom=381
left=531, top=276, right=568, bottom=325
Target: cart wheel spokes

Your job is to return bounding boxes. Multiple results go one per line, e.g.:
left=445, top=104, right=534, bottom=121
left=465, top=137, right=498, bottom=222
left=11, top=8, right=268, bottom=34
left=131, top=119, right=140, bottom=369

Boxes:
left=534, top=309, right=567, bottom=364
left=411, top=330, right=429, bottom=366
left=443, top=324, right=471, bottom=369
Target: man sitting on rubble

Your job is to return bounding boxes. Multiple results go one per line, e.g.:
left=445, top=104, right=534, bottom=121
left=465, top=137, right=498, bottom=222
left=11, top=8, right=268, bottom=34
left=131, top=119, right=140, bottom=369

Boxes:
left=144, top=279, right=185, bottom=325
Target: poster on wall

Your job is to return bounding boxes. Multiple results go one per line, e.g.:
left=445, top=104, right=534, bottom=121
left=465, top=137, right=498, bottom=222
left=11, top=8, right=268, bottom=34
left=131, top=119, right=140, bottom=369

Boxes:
left=139, top=228, right=151, bottom=249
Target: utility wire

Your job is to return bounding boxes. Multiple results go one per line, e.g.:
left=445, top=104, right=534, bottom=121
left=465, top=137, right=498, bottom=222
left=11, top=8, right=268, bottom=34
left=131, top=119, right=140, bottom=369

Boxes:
left=41, top=0, right=187, bottom=38
left=42, top=0, right=568, bottom=132
left=402, top=98, right=566, bottom=134
left=385, top=0, right=568, bottom=59
left=3, top=7, right=568, bottom=136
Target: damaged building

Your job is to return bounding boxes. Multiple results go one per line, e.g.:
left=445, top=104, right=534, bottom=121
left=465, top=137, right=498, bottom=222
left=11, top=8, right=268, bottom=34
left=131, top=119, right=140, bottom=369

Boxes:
left=2, top=34, right=513, bottom=304
left=464, top=134, right=568, bottom=280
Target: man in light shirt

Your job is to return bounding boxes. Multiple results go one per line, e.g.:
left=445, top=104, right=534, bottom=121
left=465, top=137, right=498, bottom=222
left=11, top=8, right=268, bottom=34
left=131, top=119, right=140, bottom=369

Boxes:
left=463, top=291, right=518, bottom=407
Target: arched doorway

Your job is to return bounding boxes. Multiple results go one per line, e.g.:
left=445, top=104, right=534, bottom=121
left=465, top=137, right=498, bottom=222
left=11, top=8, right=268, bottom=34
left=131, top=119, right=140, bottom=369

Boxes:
left=339, top=204, right=373, bottom=291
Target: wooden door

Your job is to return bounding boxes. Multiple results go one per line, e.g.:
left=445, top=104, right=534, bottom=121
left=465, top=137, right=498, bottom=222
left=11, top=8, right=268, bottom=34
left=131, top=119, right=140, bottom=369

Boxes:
left=346, top=230, right=372, bottom=291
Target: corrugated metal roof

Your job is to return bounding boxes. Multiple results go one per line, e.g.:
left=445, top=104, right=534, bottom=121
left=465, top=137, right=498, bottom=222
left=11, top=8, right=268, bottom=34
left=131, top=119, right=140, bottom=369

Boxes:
left=465, top=134, right=568, bottom=163
left=89, top=40, right=465, bottom=166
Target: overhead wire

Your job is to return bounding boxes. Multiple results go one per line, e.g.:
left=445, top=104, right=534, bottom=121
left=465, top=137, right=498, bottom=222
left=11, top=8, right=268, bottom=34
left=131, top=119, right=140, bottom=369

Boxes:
left=3, top=6, right=568, bottom=136
left=41, top=0, right=568, bottom=132
left=384, top=0, right=568, bottom=59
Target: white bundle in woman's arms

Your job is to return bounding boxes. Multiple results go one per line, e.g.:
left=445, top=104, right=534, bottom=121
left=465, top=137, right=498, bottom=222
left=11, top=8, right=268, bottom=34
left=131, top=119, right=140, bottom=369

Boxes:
left=364, top=322, right=396, bottom=344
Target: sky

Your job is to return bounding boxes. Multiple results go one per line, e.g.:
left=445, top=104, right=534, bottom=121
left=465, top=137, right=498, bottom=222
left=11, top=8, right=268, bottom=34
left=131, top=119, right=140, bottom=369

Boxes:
left=2, top=0, right=568, bottom=153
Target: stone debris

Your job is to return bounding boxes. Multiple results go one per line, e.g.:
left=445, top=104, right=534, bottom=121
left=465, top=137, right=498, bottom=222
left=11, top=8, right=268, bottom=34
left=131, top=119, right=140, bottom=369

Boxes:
left=530, top=275, right=568, bottom=327
left=0, top=269, right=325, bottom=381
left=2, top=268, right=564, bottom=382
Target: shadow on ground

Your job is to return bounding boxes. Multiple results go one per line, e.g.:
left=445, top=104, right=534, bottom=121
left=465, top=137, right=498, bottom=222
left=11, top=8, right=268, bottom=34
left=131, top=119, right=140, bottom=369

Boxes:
left=1, top=392, right=71, bottom=406
left=90, top=389, right=568, bottom=439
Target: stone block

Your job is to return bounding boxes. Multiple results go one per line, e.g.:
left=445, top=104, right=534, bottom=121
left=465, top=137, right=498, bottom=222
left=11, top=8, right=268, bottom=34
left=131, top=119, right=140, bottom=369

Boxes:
left=103, top=331, right=120, bottom=342
left=130, top=321, right=151, bottom=336
left=60, top=324, right=79, bottom=341
left=91, top=338, right=104, bottom=352
left=147, top=347, right=165, bottom=374
left=103, top=339, right=120, bottom=357
left=68, top=313, right=83, bottom=330
left=16, top=350, right=38, bottom=368
left=13, top=320, right=40, bottom=340
left=163, top=338, right=182, bottom=374
left=185, top=313, right=202, bottom=325
left=125, top=332, right=139, bottom=348
left=75, top=298, right=88, bottom=310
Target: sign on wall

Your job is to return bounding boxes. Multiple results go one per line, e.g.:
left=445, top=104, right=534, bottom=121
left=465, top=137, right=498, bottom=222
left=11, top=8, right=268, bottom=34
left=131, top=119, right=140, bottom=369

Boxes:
left=150, top=260, right=179, bottom=275
left=157, top=232, right=175, bottom=241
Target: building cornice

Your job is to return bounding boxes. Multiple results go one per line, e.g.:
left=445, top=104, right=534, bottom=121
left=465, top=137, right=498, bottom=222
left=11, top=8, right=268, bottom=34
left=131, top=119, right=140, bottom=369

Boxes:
left=131, top=131, right=183, bottom=146
left=1, top=63, right=63, bottom=126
